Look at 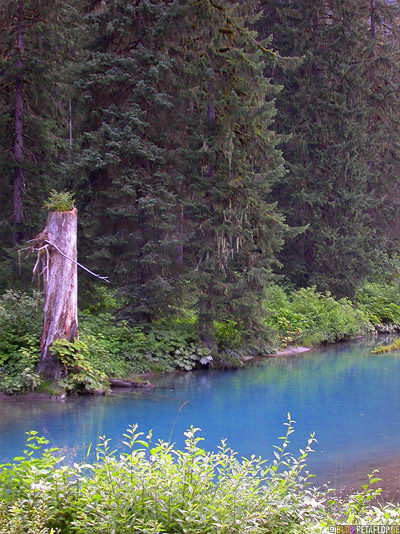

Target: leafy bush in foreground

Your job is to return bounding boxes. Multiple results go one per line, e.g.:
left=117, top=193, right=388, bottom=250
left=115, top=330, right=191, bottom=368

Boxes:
left=0, top=417, right=399, bottom=534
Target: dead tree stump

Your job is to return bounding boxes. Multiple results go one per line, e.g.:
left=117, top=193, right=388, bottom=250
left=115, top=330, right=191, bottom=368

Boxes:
left=36, top=208, right=78, bottom=379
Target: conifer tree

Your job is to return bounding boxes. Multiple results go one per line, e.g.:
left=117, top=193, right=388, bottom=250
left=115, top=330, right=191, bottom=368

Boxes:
left=74, top=0, right=183, bottom=321
left=259, top=0, right=378, bottom=296
left=363, top=0, right=400, bottom=254
left=171, top=0, right=288, bottom=348
left=76, top=0, right=288, bottom=344
left=0, top=0, right=82, bottom=281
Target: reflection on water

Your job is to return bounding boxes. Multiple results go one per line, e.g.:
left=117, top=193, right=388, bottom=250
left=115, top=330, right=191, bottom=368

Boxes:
left=1, top=337, right=400, bottom=494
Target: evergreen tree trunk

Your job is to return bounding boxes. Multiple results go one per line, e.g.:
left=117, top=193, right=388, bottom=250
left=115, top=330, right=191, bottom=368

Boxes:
left=37, top=208, right=78, bottom=379
left=13, top=0, right=25, bottom=245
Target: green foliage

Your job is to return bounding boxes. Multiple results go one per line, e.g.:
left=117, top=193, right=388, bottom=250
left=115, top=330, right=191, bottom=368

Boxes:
left=80, top=285, right=122, bottom=314
left=0, top=431, right=78, bottom=534
left=367, top=252, right=400, bottom=286
left=174, top=0, right=289, bottom=345
left=0, top=432, right=61, bottom=502
left=1, top=0, right=400, bottom=343
left=43, top=190, right=75, bottom=212
left=74, top=0, right=182, bottom=323
left=50, top=338, right=108, bottom=394
left=1, top=417, right=399, bottom=533
left=260, top=0, right=391, bottom=297
left=0, top=0, right=83, bottom=273
left=264, top=285, right=369, bottom=347
left=356, top=282, right=400, bottom=326
left=213, top=319, right=242, bottom=350
left=0, top=290, right=41, bottom=345
left=211, top=348, right=246, bottom=370
left=79, top=310, right=212, bottom=376
left=79, top=311, right=147, bottom=376
left=7, top=279, right=400, bottom=396
left=0, top=346, right=41, bottom=395
left=371, top=338, right=400, bottom=354
left=0, top=290, right=41, bottom=393
left=145, top=316, right=211, bottom=371
left=74, top=0, right=289, bottom=337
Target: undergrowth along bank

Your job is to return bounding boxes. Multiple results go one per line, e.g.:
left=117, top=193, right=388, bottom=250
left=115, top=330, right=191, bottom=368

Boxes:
left=1, top=280, right=400, bottom=394
left=0, top=416, right=398, bottom=533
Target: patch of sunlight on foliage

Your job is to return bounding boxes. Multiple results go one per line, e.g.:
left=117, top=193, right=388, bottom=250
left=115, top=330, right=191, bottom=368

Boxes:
left=356, top=282, right=400, bottom=327
left=264, top=284, right=369, bottom=347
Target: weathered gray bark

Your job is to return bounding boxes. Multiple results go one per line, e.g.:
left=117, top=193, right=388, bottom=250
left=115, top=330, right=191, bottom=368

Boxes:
left=36, top=208, right=78, bottom=379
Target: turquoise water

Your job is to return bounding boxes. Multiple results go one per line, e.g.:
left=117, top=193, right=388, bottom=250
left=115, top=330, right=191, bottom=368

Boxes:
left=1, top=338, right=400, bottom=491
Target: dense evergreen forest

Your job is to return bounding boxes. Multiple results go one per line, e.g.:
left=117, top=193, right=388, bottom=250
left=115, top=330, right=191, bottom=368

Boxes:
left=4, top=3, right=400, bottom=530
left=2, top=0, right=400, bottom=393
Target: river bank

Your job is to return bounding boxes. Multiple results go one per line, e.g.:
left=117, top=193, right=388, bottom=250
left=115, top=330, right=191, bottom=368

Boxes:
left=0, top=346, right=313, bottom=398
left=0, top=336, right=385, bottom=398
left=4, top=281, right=400, bottom=395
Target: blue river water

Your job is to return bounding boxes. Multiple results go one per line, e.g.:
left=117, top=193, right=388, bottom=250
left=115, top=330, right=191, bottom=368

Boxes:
left=1, top=338, right=400, bottom=493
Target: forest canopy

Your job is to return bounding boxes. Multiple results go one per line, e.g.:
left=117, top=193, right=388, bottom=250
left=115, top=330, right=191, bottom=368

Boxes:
left=1, top=0, right=400, bottom=356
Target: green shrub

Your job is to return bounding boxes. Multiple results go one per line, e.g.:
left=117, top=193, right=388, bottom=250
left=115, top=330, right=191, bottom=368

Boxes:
left=147, top=315, right=197, bottom=354
left=50, top=338, right=109, bottom=394
left=146, top=314, right=212, bottom=371
left=264, top=285, right=369, bottom=347
left=0, top=431, right=78, bottom=533
left=79, top=311, right=149, bottom=376
left=1, top=417, right=398, bottom=534
left=80, top=285, right=124, bottom=314
left=0, top=291, right=42, bottom=393
left=43, top=190, right=75, bottom=212
left=356, top=282, right=400, bottom=326
left=79, top=310, right=211, bottom=376
left=212, top=348, right=245, bottom=369
left=367, top=251, right=400, bottom=285
left=213, top=319, right=242, bottom=349
left=371, top=338, right=400, bottom=354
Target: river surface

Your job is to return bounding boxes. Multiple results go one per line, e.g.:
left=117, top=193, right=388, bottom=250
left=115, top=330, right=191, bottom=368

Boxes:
left=1, top=338, right=400, bottom=498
